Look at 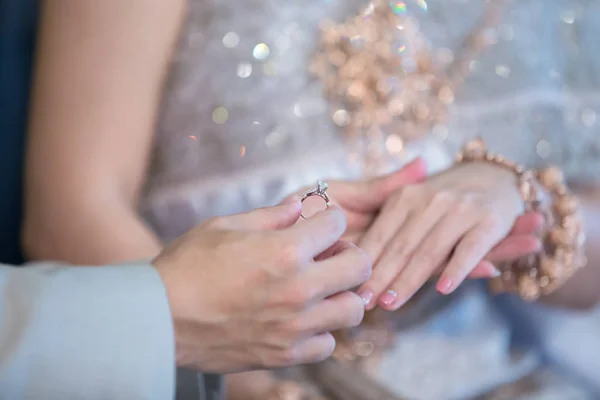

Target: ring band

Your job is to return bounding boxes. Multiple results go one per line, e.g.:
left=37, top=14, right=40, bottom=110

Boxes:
left=300, top=180, right=332, bottom=219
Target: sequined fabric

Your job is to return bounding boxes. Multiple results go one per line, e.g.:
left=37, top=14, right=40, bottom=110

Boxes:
left=144, top=0, right=600, bottom=241
left=143, top=0, right=452, bottom=242
left=142, top=1, right=600, bottom=398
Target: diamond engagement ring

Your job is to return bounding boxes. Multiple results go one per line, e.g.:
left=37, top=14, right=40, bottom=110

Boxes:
left=300, top=180, right=332, bottom=219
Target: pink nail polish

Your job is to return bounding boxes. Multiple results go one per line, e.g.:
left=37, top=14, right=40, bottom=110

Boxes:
left=436, top=278, right=453, bottom=294
left=357, top=290, right=373, bottom=306
left=379, top=289, right=398, bottom=307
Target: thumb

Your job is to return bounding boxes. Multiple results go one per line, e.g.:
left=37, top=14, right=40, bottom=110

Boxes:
left=338, top=157, right=428, bottom=213
left=213, top=197, right=302, bottom=231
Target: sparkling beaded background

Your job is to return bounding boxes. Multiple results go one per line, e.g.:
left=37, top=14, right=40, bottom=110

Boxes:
left=145, top=0, right=600, bottom=238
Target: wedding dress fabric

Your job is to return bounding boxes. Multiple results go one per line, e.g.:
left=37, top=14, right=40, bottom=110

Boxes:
left=142, top=1, right=600, bottom=398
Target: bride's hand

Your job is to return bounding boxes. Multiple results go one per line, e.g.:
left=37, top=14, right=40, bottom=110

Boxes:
left=289, top=158, right=429, bottom=242
left=356, top=162, right=537, bottom=311
left=288, top=159, right=541, bottom=288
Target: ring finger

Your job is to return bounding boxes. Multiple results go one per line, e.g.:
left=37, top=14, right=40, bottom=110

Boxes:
left=359, top=202, right=449, bottom=310
left=382, top=213, right=478, bottom=310
left=294, top=291, right=365, bottom=336
left=437, top=221, right=507, bottom=294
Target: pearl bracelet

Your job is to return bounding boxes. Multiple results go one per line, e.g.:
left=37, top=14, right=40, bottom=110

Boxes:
left=457, top=138, right=587, bottom=300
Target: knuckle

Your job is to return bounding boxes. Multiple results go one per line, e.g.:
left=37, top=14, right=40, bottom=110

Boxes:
left=278, top=348, right=300, bottom=367
left=408, top=250, right=433, bottom=267
left=205, top=216, right=229, bottom=230
left=455, top=196, right=475, bottom=214
left=285, top=315, right=308, bottom=337
left=286, top=283, right=316, bottom=310
left=430, top=190, right=455, bottom=207
left=481, top=212, right=504, bottom=232
left=415, top=241, right=450, bottom=268
left=462, top=233, right=484, bottom=251
left=211, top=230, right=237, bottom=253
left=277, top=243, right=303, bottom=273
left=456, top=235, right=486, bottom=259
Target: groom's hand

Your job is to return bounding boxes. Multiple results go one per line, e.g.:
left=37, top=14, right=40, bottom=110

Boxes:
left=153, top=199, right=371, bottom=374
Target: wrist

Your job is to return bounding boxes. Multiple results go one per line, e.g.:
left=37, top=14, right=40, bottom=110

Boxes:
left=453, top=143, right=523, bottom=210
left=446, top=162, right=523, bottom=210
left=458, top=138, right=586, bottom=301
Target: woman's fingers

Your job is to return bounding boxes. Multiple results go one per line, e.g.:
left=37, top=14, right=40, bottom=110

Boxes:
left=485, top=234, right=541, bottom=263
left=357, top=192, right=411, bottom=264
left=321, top=158, right=427, bottom=215
left=359, top=193, right=449, bottom=310
left=379, top=211, right=477, bottom=310
left=344, top=209, right=374, bottom=233
left=436, top=218, right=508, bottom=294
left=464, top=234, right=542, bottom=280
left=509, top=211, right=544, bottom=235
left=468, top=261, right=501, bottom=279
left=413, top=228, right=541, bottom=287
left=463, top=214, right=543, bottom=279
left=433, top=258, right=500, bottom=279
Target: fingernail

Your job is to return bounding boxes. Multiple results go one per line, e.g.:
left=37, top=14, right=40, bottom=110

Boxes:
left=379, top=289, right=398, bottom=307
left=490, top=267, right=501, bottom=278
left=436, top=278, right=454, bottom=295
left=356, top=289, right=373, bottom=306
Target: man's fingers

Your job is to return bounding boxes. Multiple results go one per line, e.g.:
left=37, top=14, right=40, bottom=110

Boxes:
left=299, top=242, right=371, bottom=301
left=314, top=240, right=351, bottom=262
left=345, top=209, right=374, bottom=232
left=485, top=235, right=541, bottom=263
left=287, top=206, right=347, bottom=259
left=281, top=333, right=336, bottom=367
left=294, top=291, right=365, bottom=336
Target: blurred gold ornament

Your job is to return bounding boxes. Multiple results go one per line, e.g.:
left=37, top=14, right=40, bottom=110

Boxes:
left=311, top=0, right=508, bottom=174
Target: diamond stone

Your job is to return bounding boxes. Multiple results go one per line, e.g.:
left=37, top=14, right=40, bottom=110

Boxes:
left=317, top=180, right=328, bottom=192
